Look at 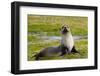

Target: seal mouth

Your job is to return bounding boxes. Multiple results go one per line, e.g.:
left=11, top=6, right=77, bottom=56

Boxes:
left=62, top=27, right=68, bottom=34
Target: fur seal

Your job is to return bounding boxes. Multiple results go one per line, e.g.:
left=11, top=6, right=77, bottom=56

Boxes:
left=60, top=25, right=79, bottom=56
left=34, top=25, right=79, bottom=60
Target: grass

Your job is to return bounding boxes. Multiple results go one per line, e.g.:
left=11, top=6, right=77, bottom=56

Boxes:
left=28, top=15, right=88, bottom=36
left=28, top=15, right=88, bottom=61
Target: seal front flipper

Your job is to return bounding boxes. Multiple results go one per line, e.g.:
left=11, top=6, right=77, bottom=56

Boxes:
left=71, top=46, right=80, bottom=54
left=60, top=45, right=68, bottom=56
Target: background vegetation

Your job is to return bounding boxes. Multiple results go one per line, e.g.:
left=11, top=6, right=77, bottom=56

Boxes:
left=28, top=15, right=88, bottom=61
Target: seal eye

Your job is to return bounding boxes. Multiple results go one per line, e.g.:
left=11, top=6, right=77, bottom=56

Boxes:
left=62, top=25, right=69, bottom=29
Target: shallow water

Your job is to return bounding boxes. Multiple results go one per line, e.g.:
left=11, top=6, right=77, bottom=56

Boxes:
left=40, top=36, right=87, bottom=41
left=28, top=33, right=87, bottom=45
left=29, top=32, right=87, bottom=41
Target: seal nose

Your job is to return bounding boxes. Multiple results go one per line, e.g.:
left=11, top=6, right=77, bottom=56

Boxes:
left=62, top=27, right=68, bottom=34
left=64, top=27, right=68, bottom=32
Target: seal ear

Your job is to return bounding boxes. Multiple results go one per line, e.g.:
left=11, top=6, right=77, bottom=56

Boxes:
left=61, top=25, right=65, bottom=29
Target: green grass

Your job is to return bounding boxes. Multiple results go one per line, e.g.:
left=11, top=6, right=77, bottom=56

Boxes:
left=28, top=15, right=88, bottom=36
left=28, top=15, right=88, bottom=61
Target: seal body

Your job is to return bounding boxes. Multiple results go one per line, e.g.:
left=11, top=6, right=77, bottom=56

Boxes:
left=61, top=32, right=74, bottom=53
left=35, top=46, right=62, bottom=60
left=34, top=25, right=79, bottom=60
left=60, top=25, right=79, bottom=55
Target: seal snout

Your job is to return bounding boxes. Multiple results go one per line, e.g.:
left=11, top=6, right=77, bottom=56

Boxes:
left=63, top=27, right=68, bottom=33
left=61, top=25, right=69, bottom=34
